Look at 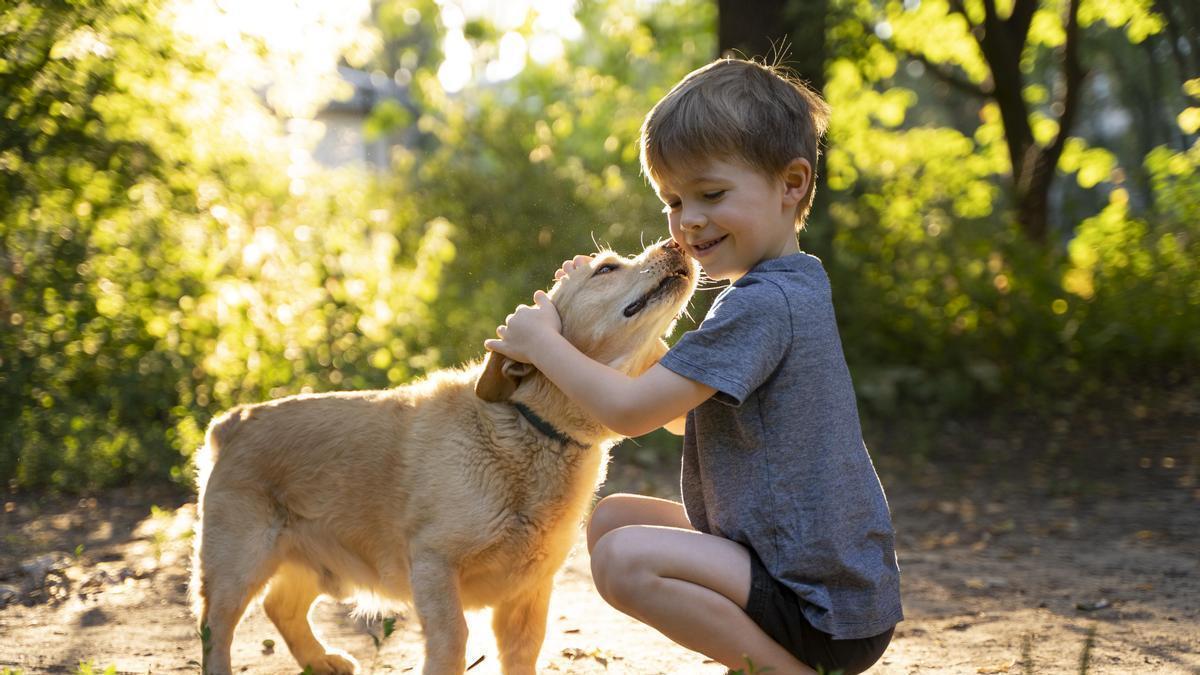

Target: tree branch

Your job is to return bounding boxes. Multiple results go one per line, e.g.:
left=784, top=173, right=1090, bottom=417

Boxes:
left=1045, top=0, right=1086, bottom=160
left=981, top=0, right=998, bottom=24
left=856, top=18, right=991, bottom=98
left=1009, top=0, right=1039, bottom=43
left=905, top=48, right=993, bottom=98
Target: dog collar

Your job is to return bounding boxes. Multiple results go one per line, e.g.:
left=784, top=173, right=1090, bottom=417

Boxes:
left=512, top=402, right=585, bottom=448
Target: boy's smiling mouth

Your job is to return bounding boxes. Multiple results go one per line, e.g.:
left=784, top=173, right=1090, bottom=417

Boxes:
left=690, top=234, right=728, bottom=256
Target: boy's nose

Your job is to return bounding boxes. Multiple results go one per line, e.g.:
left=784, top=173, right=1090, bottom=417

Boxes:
left=680, top=209, right=705, bottom=230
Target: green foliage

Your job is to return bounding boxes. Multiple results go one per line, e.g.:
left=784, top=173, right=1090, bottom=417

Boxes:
left=1, top=0, right=1196, bottom=492
left=390, top=0, right=716, bottom=365
left=821, top=0, right=1197, bottom=413
left=1, top=0, right=448, bottom=490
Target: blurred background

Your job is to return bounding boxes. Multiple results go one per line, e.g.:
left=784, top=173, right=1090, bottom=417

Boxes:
left=1, top=0, right=1197, bottom=492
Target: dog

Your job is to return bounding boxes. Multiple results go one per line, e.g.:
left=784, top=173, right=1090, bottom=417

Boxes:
left=191, top=239, right=697, bottom=674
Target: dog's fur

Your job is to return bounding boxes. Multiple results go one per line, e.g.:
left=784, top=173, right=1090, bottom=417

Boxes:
left=191, top=240, right=697, bottom=675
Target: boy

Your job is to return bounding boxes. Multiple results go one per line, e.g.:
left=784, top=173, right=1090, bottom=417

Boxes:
left=484, top=58, right=901, bottom=675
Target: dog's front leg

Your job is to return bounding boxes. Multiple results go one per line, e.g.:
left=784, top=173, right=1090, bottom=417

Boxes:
left=410, top=554, right=468, bottom=675
left=492, top=578, right=552, bottom=675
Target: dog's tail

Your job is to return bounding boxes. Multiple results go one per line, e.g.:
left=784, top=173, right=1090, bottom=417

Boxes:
left=195, top=406, right=251, bottom=487
left=190, top=404, right=251, bottom=622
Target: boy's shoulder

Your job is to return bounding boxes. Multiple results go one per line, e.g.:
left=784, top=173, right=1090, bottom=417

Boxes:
left=738, top=251, right=825, bottom=284
left=722, top=252, right=830, bottom=310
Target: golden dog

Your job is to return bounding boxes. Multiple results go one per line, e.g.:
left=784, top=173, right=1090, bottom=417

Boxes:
left=191, top=240, right=697, bottom=674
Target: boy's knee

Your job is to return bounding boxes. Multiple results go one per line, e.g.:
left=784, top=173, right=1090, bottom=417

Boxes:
left=590, top=528, right=655, bottom=611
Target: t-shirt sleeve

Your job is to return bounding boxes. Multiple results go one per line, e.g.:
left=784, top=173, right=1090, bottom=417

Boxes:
left=659, top=279, right=792, bottom=406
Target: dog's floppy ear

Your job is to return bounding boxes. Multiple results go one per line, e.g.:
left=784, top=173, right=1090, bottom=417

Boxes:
left=475, top=351, right=534, bottom=402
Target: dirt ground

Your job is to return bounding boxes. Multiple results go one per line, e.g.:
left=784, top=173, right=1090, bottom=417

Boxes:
left=1, top=401, right=1198, bottom=674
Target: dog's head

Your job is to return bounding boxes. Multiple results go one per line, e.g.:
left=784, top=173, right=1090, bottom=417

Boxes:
left=476, top=239, right=698, bottom=402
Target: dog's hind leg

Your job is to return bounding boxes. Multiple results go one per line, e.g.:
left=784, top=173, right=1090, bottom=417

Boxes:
left=263, top=561, right=358, bottom=674
left=195, top=491, right=283, bottom=675
left=410, top=554, right=468, bottom=675
left=492, top=579, right=552, bottom=675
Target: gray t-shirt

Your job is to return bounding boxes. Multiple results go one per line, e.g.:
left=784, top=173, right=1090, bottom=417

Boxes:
left=659, top=252, right=902, bottom=640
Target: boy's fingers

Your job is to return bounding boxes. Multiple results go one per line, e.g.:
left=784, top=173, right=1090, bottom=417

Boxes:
left=556, top=255, right=594, bottom=279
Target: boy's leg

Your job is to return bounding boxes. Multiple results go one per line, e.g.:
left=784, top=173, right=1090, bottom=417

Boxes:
left=591, top=525, right=816, bottom=675
left=586, top=493, right=693, bottom=553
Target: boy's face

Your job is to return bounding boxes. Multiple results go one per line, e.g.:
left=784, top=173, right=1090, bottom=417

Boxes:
left=655, top=157, right=810, bottom=282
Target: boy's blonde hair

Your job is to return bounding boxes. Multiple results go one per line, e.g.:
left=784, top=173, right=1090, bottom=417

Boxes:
left=639, top=58, right=831, bottom=228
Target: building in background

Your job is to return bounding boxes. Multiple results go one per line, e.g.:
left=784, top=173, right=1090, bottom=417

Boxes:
left=311, top=66, right=411, bottom=169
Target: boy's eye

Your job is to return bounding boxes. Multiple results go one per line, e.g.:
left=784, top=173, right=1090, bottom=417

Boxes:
left=703, top=190, right=725, bottom=200
left=661, top=201, right=681, bottom=213
left=593, top=263, right=619, bottom=276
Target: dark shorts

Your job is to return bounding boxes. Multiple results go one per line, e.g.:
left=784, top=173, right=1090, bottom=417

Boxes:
left=745, top=551, right=894, bottom=675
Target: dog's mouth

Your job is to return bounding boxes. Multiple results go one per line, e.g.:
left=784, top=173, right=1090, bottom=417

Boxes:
left=623, top=268, right=690, bottom=318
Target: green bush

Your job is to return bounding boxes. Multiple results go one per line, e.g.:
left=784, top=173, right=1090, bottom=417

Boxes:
left=0, top=0, right=450, bottom=489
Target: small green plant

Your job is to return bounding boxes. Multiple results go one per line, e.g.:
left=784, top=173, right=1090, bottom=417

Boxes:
left=199, top=622, right=213, bottom=671
left=1021, top=632, right=1034, bottom=674
left=2, top=668, right=25, bottom=675
left=1078, top=624, right=1097, bottom=674
left=75, top=662, right=116, bottom=675
left=728, top=655, right=776, bottom=675
left=148, top=505, right=173, bottom=561
left=369, top=615, right=398, bottom=650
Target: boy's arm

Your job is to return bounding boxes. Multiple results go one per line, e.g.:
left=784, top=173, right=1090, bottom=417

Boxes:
left=485, top=291, right=713, bottom=437
left=524, top=332, right=713, bottom=437
left=663, top=413, right=688, bottom=435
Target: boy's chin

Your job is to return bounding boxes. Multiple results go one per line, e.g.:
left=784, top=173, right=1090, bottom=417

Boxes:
left=699, top=266, right=737, bottom=282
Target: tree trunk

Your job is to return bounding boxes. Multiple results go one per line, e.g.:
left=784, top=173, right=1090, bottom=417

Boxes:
left=949, top=0, right=1085, bottom=243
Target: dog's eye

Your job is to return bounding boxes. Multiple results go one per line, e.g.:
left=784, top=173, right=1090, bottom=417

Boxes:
left=593, top=263, right=619, bottom=276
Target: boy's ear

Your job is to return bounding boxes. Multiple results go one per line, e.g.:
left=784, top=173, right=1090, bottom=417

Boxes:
left=475, top=351, right=535, bottom=402
left=781, top=157, right=813, bottom=207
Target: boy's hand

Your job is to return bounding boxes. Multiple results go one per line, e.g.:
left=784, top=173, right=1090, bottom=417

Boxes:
left=484, top=290, right=562, bottom=364
left=554, top=255, right=594, bottom=281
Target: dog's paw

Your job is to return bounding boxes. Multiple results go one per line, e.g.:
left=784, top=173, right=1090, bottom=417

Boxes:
left=302, top=650, right=359, bottom=675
